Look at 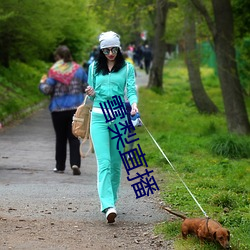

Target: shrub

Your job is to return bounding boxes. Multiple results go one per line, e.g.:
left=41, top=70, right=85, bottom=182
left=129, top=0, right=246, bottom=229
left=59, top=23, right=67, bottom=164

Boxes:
left=210, top=135, right=250, bottom=158
left=210, top=191, right=237, bottom=209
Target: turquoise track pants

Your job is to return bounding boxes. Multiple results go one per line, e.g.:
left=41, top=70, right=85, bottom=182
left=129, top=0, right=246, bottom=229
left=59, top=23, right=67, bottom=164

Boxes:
left=90, top=111, right=127, bottom=212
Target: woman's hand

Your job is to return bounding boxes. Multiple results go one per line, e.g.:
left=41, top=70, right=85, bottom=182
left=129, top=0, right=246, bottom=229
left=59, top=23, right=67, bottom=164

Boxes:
left=131, top=103, right=138, bottom=116
left=85, top=86, right=96, bottom=97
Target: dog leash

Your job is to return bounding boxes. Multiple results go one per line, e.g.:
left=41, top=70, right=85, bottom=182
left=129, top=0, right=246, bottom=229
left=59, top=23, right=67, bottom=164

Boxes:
left=139, top=118, right=209, bottom=218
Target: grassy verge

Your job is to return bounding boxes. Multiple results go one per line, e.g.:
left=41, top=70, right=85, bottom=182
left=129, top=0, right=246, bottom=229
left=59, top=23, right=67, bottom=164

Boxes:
left=136, top=59, right=250, bottom=250
left=0, top=60, right=50, bottom=125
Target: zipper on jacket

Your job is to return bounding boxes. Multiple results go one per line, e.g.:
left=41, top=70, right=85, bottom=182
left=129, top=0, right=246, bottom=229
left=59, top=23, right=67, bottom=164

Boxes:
left=108, top=72, right=111, bottom=98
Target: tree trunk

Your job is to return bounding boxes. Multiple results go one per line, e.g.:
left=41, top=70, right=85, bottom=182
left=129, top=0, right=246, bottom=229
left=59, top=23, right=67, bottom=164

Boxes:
left=191, top=0, right=250, bottom=134
left=184, top=4, right=218, bottom=114
left=147, top=0, right=169, bottom=89
left=212, top=0, right=250, bottom=134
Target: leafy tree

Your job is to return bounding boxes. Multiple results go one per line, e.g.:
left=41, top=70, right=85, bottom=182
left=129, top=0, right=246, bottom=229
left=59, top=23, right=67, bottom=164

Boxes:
left=0, top=0, right=99, bottom=67
left=91, top=0, right=155, bottom=47
left=0, top=0, right=57, bottom=66
left=148, top=0, right=177, bottom=89
left=164, top=1, right=184, bottom=44
left=232, top=0, right=250, bottom=40
left=191, top=0, right=250, bottom=134
left=183, top=1, right=218, bottom=114
left=232, top=0, right=250, bottom=95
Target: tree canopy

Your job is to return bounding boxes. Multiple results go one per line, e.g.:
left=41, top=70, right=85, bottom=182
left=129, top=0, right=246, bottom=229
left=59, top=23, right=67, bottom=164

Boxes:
left=0, top=0, right=99, bottom=66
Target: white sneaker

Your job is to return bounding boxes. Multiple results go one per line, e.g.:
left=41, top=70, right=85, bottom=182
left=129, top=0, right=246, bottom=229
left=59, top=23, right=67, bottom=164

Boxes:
left=53, top=168, right=64, bottom=173
left=72, top=165, right=81, bottom=175
left=105, top=207, right=117, bottom=223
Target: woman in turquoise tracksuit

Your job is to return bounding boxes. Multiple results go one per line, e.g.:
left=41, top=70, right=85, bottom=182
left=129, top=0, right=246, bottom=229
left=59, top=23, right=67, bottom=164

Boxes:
left=86, top=31, right=138, bottom=223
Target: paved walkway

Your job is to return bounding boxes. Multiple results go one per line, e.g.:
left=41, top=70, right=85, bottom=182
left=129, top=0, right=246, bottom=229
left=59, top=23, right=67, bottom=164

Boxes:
left=135, top=68, right=149, bottom=88
left=0, top=70, right=171, bottom=249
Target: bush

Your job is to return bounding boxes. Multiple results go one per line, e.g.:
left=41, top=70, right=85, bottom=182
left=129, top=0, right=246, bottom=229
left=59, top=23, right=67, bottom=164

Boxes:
left=210, top=135, right=250, bottom=159
left=0, top=60, right=49, bottom=123
left=210, top=191, right=237, bottom=209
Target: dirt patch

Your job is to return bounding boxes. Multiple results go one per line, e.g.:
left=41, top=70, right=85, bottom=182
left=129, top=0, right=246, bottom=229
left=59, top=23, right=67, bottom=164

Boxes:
left=0, top=215, right=173, bottom=250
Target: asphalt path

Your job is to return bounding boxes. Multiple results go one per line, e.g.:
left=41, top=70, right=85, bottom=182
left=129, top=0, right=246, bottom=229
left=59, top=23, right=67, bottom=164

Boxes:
left=0, top=69, right=171, bottom=249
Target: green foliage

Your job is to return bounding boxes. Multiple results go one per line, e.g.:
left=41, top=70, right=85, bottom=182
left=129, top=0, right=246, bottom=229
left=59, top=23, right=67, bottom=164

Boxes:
left=92, top=0, right=156, bottom=46
left=236, top=37, right=250, bottom=95
left=165, top=3, right=184, bottom=44
left=210, top=134, right=250, bottom=159
left=0, top=60, right=49, bottom=122
left=210, top=191, right=238, bottom=209
left=164, top=0, right=213, bottom=45
left=154, top=221, right=181, bottom=240
left=232, top=0, right=250, bottom=39
left=0, top=0, right=100, bottom=66
left=136, top=58, right=250, bottom=249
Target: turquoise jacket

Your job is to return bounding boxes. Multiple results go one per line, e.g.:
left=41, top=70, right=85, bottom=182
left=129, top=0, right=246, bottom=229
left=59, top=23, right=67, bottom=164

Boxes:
left=87, top=62, right=138, bottom=108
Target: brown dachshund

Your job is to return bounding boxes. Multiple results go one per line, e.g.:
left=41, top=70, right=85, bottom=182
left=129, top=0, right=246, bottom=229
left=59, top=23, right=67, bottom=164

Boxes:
left=162, top=207, right=231, bottom=249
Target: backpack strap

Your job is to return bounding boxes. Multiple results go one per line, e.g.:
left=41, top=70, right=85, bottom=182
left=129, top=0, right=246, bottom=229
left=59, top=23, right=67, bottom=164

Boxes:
left=79, top=115, right=94, bottom=158
left=92, top=61, right=95, bottom=89
left=126, top=62, right=129, bottom=88
left=78, top=62, right=95, bottom=158
left=124, top=62, right=129, bottom=101
left=79, top=95, right=94, bottom=158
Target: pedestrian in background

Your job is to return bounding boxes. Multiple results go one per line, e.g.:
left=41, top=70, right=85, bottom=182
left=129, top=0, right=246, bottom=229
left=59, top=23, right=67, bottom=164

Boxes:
left=84, top=46, right=99, bottom=72
left=134, top=44, right=144, bottom=69
left=143, top=44, right=153, bottom=74
left=39, top=45, right=88, bottom=175
left=85, top=31, right=138, bottom=223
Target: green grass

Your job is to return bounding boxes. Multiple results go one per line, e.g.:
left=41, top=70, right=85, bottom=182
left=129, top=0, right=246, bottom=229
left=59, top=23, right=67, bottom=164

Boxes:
left=136, top=58, right=250, bottom=250
left=0, top=60, right=50, bottom=123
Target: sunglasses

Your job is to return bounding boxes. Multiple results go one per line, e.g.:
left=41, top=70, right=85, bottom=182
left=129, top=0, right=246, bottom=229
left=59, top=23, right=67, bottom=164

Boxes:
left=102, top=47, right=119, bottom=55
